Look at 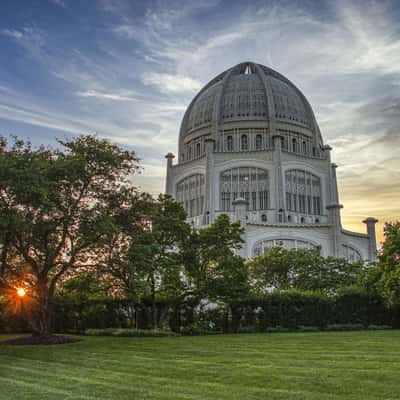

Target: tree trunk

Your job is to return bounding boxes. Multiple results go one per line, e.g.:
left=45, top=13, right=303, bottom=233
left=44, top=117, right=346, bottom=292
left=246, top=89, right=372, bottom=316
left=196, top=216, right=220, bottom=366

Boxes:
left=149, top=269, right=158, bottom=329
left=31, top=280, right=54, bottom=337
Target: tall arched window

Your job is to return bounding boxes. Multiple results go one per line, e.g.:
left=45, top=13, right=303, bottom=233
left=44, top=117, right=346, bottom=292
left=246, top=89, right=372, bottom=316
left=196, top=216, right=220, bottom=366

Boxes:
left=285, top=169, right=322, bottom=216
left=241, top=135, right=248, bottom=150
left=253, top=238, right=316, bottom=257
left=226, top=135, right=233, bottom=151
left=196, top=143, right=201, bottom=157
left=176, top=174, right=205, bottom=218
left=220, top=167, right=269, bottom=211
left=302, top=141, right=307, bottom=154
left=256, top=134, right=262, bottom=150
left=292, top=138, right=297, bottom=153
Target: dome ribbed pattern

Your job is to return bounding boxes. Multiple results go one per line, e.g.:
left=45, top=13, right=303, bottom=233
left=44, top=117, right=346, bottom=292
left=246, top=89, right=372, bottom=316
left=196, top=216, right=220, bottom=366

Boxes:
left=180, top=62, right=315, bottom=139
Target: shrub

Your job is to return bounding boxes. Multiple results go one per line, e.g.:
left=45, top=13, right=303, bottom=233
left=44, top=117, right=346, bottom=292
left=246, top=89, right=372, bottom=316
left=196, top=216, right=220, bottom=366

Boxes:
left=367, top=325, right=392, bottom=330
left=325, top=323, right=365, bottom=331
left=237, top=326, right=257, bottom=334
left=85, top=328, right=178, bottom=337
left=265, top=326, right=291, bottom=333
left=296, top=326, right=320, bottom=332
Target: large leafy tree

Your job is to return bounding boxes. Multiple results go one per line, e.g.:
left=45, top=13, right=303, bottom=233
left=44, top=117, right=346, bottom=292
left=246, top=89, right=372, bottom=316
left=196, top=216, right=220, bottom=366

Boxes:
left=0, top=135, right=139, bottom=336
left=101, top=194, right=190, bottom=328
left=249, top=246, right=365, bottom=293
left=377, top=222, right=400, bottom=306
left=181, top=214, right=246, bottom=301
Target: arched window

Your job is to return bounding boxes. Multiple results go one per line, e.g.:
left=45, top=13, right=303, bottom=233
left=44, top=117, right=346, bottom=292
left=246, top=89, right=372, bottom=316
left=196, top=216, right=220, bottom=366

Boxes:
left=196, top=143, right=201, bottom=157
left=302, top=141, right=307, bottom=154
left=226, top=135, right=233, bottom=151
left=285, top=169, right=322, bottom=216
left=176, top=174, right=205, bottom=218
left=256, top=134, right=262, bottom=150
left=278, top=209, right=284, bottom=223
left=342, top=245, right=362, bottom=262
left=241, top=134, right=248, bottom=150
left=188, top=146, right=192, bottom=160
left=220, top=167, right=269, bottom=211
left=261, top=214, right=267, bottom=222
left=253, top=238, right=317, bottom=257
left=287, top=215, right=291, bottom=222
left=292, top=138, right=297, bottom=153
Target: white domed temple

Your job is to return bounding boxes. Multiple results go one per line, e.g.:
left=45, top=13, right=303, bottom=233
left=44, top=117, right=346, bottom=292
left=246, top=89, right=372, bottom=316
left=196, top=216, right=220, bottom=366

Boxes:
left=165, top=62, right=377, bottom=261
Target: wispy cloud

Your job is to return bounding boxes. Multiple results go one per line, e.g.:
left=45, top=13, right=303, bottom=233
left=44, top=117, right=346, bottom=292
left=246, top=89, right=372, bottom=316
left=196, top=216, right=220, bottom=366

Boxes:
left=49, top=0, right=67, bottom=8
left=1, top=0, right=399, bottom=241
left=77, top=89, right=139, bottom=101
left=142, top=72, right=201, bottom=93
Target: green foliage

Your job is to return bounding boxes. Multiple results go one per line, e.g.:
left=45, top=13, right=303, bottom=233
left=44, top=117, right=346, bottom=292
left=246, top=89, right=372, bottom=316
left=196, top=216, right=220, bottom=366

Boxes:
left=0, top=135, right=139, bottom=336
left=325, top=323, right=366, bottom=331
left=181, top=214, right=244, bottom=299
left=249, top=246, right=365, bottom=293
left=206, top=254, right=250, bottom=304
left=376, top=221, right=400, bottom=306
left=85, top=328, right=178, bottom=337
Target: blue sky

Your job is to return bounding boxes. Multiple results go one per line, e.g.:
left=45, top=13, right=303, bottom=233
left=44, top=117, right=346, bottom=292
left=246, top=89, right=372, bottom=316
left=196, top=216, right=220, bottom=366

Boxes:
left=1, top=0, right=400, bottom=240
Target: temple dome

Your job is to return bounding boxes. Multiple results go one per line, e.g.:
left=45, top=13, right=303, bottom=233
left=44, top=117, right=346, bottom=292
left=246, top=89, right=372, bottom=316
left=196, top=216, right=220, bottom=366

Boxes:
left=179, top=62, right=320, bottom=142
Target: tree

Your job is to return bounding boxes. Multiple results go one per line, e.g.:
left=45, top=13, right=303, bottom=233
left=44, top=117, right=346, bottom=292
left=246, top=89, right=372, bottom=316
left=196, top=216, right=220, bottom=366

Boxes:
left=206, top=254, right=249, bottom=304
left=181, top=214, right=245, bottom=300
left=101, top=193, right=190, bottom=329
left=249, top=246, right=365, bottom=293
left=0, top=135, right=139, bottom=337
left=377, top=221, right=400, bottom=307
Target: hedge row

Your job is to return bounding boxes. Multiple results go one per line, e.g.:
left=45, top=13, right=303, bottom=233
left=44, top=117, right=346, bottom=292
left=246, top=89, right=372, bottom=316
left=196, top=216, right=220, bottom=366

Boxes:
left=1, top=289, right=398, bottom=334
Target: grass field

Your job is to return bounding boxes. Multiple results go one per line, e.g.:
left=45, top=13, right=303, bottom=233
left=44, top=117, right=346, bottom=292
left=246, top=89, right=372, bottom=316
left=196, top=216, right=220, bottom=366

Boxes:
left=1, top=331, right=400, bottom=400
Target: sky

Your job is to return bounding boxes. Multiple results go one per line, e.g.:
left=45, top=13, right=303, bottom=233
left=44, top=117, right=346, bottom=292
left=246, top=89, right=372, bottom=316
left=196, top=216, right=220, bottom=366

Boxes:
left=1, top=0, right=400, bottom=243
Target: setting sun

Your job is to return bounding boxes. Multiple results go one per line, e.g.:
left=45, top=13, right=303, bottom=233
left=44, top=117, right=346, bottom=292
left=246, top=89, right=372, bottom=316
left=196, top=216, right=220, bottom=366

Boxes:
left=16, top=288, right=26, bottom=298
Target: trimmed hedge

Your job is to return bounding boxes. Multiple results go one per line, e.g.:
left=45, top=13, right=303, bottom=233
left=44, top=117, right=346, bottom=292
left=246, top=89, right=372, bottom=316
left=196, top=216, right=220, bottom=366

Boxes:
left=1, top=289, right=396, bottom=335
left=209, top=289, right=393, bottom=333
left=85, top=328, right=179, bottom=337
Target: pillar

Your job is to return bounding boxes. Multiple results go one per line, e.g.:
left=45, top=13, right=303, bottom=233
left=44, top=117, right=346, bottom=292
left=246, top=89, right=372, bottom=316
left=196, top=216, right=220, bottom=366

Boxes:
left=232, top=197, right=249, bottom=258
left=363, top=217, right=378, bottom=262
left=165, top=152, right=175, bottom=194
left=272, top=135, right=285, bottom=223
left=203, top=138, right=215, bottom=225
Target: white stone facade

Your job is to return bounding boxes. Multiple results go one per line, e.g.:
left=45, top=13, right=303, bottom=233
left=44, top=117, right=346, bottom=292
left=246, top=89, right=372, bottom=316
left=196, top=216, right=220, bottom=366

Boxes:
left=165, top=62, right=377, bottom=262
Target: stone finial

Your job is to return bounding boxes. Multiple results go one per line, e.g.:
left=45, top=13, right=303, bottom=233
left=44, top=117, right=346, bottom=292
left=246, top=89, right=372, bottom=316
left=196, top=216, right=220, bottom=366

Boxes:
left=363, top=217, right=378, bottom=225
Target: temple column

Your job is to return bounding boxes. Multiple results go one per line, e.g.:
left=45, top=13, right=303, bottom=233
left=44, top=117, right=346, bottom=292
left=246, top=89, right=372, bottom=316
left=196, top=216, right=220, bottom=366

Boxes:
left=203, top=138, right=215, bottom=225
left=363, top=217, right=378, bottom=262
left=232, top=197, right=248, bottom=258
left=165, top=152, right=175, bottom=195
left=272, top=135, right=285, bottom=222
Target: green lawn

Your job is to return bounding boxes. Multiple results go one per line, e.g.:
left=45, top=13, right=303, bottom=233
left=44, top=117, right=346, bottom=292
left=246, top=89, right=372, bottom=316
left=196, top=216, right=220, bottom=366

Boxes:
left=1, top=331, right=400, bottom=400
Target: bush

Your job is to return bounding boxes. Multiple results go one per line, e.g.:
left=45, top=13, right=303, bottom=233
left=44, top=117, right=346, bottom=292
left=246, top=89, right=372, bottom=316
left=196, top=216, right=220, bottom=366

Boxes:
left=325, top=323, right=365, bottom=331
left=237, top=326, right=257, bottom=334
left=85, top=328, right=178, bottom=337
left=367, top=325, right=392, bottom=330
left=265, top=326, right=291, bottom=333
left=296, top=325, right=320, bottom=332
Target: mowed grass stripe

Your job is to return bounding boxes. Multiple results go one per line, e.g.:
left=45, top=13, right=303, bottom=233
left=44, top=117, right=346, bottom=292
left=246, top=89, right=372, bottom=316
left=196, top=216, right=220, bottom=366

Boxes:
left=0, top=367, right=378, bottom=400
left=4, top=349, right=399, bottom=388
left=1, top=331, right=400, bottom=400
